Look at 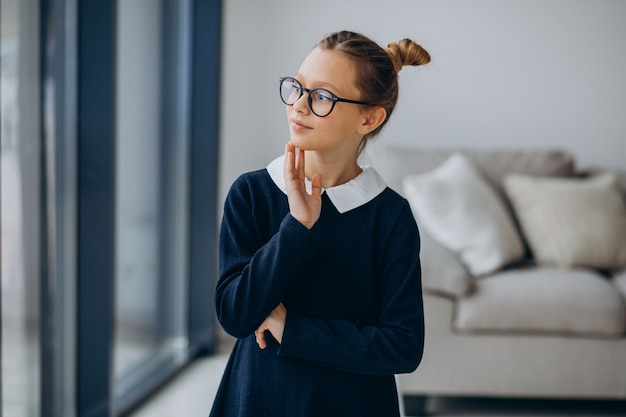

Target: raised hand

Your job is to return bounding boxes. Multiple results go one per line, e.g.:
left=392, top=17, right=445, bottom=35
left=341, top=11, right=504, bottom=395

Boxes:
left=255, top=303, right=287, bottom=349
left=283, top=142, right=323, bottom=230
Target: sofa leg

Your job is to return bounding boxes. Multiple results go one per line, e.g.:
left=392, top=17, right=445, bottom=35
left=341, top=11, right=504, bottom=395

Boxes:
left=403, top=395, right=429, bottom=416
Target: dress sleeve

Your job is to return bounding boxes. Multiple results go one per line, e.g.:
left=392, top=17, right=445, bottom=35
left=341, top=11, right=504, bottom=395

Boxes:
left=215, top=175, right=324, bottom=339
left=277, top=204, right=424, bottom=376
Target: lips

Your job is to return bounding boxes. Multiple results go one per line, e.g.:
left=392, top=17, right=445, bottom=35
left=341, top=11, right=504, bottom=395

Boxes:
left=290, top=118, right=312, bottom=130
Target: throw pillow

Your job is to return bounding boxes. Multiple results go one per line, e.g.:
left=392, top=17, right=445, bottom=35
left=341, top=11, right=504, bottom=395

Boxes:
left=614, top=269, right=626, bottom=300
left=503, top=174, right=626, bottom=270
left=420, top=230, right=475, bottom=298
left=403, top=153, right=525, bottom=276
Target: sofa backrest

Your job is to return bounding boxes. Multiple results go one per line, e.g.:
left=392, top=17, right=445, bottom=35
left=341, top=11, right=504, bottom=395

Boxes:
left=615, top=171, right=626, bottom=200
left=366, top=145, right=576, bottom=202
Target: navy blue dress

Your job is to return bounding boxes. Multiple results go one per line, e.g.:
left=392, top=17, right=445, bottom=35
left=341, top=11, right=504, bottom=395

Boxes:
left=209, top=158, right=423, bottom=417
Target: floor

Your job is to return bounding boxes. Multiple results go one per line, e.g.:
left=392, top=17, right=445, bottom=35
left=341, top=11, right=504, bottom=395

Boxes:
left=128, top=334, right=626, bottom=417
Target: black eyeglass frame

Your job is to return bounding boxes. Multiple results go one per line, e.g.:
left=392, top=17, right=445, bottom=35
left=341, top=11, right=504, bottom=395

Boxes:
left=279, top=76, right=374, bottom=117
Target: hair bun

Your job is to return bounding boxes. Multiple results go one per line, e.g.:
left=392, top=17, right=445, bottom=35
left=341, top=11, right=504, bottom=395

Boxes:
left=385, top=39, right=431, bottom=72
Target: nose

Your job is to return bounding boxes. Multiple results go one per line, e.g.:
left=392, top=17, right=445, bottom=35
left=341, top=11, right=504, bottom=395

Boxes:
left=291, top=90, right=310, bottom=114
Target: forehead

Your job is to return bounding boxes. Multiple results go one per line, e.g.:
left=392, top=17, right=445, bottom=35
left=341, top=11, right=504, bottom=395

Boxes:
left=296, top=48, right=358, bottom=94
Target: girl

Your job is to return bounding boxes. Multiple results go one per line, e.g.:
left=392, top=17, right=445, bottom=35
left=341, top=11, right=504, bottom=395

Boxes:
left=210, top=30, right=430, bottom=417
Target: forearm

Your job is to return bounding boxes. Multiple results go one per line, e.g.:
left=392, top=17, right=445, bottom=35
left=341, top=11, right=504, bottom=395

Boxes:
left=277, top=311, right=424, bottom=376
left=215, top=214, right=323, bottom=338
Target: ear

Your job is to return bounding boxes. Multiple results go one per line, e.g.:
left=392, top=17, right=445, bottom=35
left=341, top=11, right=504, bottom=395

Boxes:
left=357, top=106, right=387, bottom=136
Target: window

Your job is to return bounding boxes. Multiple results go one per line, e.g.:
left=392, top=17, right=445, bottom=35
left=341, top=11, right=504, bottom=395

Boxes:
left=1, top=1, right=41, bottom=416
left=1, top=0, right=221, bottom=416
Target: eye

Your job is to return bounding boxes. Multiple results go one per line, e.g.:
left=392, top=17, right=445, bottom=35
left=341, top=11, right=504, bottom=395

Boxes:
left=281, top=78, right=305, bottom=105
left=285, top=78, right=302, bottom=93
left=313, top=89, right=334, bottom=102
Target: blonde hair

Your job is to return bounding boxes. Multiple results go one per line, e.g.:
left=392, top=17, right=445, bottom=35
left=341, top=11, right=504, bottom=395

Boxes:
left=385, top=38, right=431, bottom=73
left=317, top=31, right=430, bottom=150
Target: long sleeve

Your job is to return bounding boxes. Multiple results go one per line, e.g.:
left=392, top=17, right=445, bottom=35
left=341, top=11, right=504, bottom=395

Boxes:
left=215, top=174, right=324, bottom=338
left=210, top=168, right=424, bottom=417
left=277, top=203, right=424, bottom=376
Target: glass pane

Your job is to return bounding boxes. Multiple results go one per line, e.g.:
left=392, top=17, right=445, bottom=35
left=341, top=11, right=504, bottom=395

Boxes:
left=114, top=0, right=188, bottom=403
left=1, top=1, right=41, bottom=416
left=114, top=0, right=164, bottom=376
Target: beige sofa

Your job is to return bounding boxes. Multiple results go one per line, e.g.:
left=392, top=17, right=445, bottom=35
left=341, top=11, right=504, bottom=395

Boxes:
left=367, top=145, right=626, bottom=414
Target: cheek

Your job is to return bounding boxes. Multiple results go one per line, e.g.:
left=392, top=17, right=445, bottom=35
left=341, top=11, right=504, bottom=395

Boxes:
left=312, top=121, right=358, bottom=148
left=323, top=113, right=361, bottom=137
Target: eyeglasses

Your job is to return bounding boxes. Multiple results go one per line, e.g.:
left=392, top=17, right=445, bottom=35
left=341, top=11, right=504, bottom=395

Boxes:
left=279, top=76, right=373, bottom=117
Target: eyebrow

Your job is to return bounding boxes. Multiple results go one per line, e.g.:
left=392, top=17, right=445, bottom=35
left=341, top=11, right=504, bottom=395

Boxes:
left=294, top=73, right=343, bottom=94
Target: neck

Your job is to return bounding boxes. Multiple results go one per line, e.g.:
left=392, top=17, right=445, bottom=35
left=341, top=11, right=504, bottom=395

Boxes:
left=304, top=150, right=362, bottom=189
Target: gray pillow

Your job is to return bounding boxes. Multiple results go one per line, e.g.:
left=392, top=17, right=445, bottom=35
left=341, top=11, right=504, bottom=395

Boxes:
left=504, top=173, right=626, bottom=270
left=420, top=231, right=475, bottom=298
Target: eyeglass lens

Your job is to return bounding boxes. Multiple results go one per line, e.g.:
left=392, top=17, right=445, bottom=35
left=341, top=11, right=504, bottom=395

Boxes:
left=280, top=77, right=335, bottom=117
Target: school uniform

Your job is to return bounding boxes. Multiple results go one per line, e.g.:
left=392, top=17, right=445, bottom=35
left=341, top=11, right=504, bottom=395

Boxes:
left=209, top=155, right=424, bottom=417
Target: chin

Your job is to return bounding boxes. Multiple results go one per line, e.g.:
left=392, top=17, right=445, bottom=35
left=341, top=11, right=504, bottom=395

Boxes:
left=289, top=135, right=313, bottom=150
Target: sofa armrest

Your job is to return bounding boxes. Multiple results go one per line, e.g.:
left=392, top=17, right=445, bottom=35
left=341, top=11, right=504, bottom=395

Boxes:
left=421, top=230, right=475, bottom=298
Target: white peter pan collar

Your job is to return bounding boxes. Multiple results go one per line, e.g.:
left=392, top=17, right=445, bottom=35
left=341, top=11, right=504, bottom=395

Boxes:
left=266, top=155, right=387, bottom=214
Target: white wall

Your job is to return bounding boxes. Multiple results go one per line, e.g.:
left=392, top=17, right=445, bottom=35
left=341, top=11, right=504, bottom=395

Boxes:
left=220, top=0, right=626, bottom=202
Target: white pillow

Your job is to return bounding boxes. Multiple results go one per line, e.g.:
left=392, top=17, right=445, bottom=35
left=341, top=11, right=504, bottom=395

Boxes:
left=403, top=153, right=525, bottom=276
left=503, top=173, right=626, bottom=270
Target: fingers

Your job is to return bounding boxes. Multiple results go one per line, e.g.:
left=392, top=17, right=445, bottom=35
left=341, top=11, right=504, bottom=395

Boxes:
left=255, top=303, right=288, bottom=349
left=284, top=142, right=319, bottom=191
left=296, top=144, right=305, bottom=180
left=284, top=143, right=296, bottom=183
left=284, top=142, right=305, bottom=182
left=255, top=329, right=267, bottom=350
left=283, top=142, right=322, bottom=229
left=310, top=173, right=323, bottom=198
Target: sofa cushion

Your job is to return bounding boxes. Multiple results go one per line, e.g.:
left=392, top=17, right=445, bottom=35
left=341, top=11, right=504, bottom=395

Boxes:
left=454, top=268, right=626, bottom=336
left=503, top=173, right=626, bottom=271
left=420, top=230, right=475, bottom=298
left=403, top=153, right=525, bottom=276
